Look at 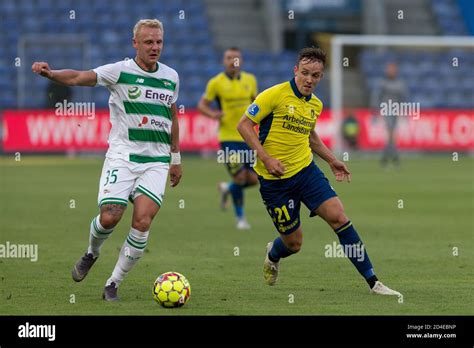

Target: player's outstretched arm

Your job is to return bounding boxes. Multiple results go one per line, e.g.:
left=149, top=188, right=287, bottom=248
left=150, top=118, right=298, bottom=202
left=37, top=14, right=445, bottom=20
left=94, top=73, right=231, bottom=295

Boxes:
left=32, top=62, right=97, bottom=87
left=237, top=116, right=285, bottom=177
left=169, top=103, right=182, bottom=187
left=310, top=130, right=351, bottom=182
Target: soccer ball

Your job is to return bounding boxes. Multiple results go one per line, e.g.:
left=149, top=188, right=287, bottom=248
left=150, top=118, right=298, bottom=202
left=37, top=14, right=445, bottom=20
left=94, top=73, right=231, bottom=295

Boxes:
left=152, top=271, right=191, bottom=308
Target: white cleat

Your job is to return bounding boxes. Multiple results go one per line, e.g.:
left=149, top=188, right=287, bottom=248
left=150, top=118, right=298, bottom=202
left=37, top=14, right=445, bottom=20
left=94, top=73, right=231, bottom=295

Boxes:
left=218, top=182, right=230, bottom=210
left=370, top=281, right=402, bottom=296
left=263, top=242, right=280, bottom=285
left=236, top=218, right=251, bottom=230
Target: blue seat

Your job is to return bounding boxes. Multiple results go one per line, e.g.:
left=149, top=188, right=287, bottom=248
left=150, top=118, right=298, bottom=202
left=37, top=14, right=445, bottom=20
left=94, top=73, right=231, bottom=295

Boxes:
left=399, top=63, right=419, bottom=77
left=0, top=0, right=218, bottom=109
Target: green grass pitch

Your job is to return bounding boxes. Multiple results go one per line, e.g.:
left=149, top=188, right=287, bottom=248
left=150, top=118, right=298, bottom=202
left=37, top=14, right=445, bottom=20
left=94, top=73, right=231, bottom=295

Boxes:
left=0, top=155, right=473, bottom=315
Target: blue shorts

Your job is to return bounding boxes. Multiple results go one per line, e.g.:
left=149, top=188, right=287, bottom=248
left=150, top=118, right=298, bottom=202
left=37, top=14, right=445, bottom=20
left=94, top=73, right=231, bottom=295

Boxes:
left=220, top=141, right=255, bottom=176
left=258, top=162, right=338, bottom=235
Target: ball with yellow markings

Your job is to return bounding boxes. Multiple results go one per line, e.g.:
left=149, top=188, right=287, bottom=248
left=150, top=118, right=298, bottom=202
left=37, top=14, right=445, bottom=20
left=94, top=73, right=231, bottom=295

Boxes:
left=152, top=272, right=191, bottom=308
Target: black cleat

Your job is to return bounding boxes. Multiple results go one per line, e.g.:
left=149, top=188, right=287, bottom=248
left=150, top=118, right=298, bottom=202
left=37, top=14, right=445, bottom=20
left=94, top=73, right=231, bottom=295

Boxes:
left=102, top=282, right=119, bottom=301
left=72, top=253, right=98, bottom=282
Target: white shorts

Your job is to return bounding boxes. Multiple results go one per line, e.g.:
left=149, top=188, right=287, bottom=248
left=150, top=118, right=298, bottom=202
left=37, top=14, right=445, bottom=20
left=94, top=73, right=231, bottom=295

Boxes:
left=97, top=158, right=169, bottom=208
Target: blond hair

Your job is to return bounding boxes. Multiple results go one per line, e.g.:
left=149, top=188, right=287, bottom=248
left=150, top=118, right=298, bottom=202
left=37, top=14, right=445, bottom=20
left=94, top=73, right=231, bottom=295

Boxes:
left=133, top=19, right=164, bottom=39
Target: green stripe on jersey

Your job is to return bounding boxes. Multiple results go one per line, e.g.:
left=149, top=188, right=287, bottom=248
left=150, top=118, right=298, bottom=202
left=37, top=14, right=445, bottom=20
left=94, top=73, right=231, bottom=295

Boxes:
left=117, top=72, right=176, bottom=91
left=123, top=101, right=171, bottom=120
left=129, top=154, right=171, bottom=163
left=128, top=129, right=171, bottom=144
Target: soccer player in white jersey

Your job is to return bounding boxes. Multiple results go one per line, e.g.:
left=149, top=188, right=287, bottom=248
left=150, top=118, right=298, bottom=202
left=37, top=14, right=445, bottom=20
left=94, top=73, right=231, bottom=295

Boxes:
left=32, top=19, right=182, bottom=301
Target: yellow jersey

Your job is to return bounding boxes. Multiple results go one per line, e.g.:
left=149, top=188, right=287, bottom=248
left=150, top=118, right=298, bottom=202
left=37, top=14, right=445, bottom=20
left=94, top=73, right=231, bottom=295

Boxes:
left=204, top=71, right=257, bottom=142
left=245, top=78, right=323, bottom=180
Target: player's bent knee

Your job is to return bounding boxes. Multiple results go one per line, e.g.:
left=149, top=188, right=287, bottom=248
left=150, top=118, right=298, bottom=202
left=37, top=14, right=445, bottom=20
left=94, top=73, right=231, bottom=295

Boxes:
left=331, top=211, right=349, bottom=230
left=100, top=204, right=126, bottom=229
left=233, top=170, right=246, bottom=185
left=282, top=226, right=303, bottom=253
left=336, top=210, right=349, bottom=225
left=132, top=216, right=153, bottom=232
left=287, top=241, right=302, bottom=253
left=100, top=213, right=121, bottom=229
left=246, top=171, right=258, bottom=185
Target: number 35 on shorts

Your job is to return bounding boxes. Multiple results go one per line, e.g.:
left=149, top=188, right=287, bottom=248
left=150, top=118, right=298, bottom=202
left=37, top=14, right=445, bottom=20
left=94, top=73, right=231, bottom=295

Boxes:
left=104, top=169, right=118, bottom=186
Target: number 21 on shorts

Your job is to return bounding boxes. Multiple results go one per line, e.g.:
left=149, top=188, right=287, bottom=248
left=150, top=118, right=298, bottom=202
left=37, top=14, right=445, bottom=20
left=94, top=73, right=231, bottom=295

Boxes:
left=268, top=205, right=290, bottom=223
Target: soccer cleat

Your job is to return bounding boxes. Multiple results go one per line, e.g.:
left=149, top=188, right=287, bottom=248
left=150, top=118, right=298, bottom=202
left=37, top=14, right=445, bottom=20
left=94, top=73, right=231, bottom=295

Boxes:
left=263, top=242, right=279, bottom=285
left=218, top=182, right=230, bottom=210
left=236, top=218, right=251, bottom=230
left=102, top=282, right=119, bottom=301
left=72, top=253, right=98, bottom=282
left=370, top=281, right=402, bottom=296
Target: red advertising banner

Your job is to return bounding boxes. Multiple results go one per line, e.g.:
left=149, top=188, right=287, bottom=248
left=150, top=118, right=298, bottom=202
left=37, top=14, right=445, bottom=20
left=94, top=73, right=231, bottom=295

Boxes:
left=2, top=109, right=222, bottom=152
left=355, top=109, right=474, bottom=150
left=2, top=108, right=473, bottom=152
left=177, top=110, right=219, bottom=151
left=2, top=110, right=111, bottom=151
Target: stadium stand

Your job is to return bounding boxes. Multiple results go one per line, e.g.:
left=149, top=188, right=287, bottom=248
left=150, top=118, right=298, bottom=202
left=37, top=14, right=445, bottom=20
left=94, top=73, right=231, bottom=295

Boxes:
left=0, top=0, right=471, bottom=109
left=359, top=0, right=473, bottom=109
left=0, top=0, right=311, bottom=109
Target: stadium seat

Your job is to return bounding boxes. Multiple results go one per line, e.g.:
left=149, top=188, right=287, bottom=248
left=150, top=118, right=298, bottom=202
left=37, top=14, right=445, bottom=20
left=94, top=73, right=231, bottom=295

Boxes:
left=2, top=0, right=469, bottom=110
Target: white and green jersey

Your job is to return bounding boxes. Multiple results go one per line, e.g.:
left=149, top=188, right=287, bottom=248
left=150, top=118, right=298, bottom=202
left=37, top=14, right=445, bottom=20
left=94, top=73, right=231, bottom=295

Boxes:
left=93, top=58, right=179, bottom=164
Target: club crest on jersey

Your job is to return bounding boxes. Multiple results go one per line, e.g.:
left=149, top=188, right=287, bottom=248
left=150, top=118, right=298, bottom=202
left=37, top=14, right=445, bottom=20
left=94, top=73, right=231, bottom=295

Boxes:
left=128, top=86, right=141, bottom=99
left=247, top=103, right=260, bottom=117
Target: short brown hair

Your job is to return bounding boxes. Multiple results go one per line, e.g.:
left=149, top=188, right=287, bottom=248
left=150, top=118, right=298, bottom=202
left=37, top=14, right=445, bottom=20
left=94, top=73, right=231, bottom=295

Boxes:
left=297, top=47, right=326, bottom=67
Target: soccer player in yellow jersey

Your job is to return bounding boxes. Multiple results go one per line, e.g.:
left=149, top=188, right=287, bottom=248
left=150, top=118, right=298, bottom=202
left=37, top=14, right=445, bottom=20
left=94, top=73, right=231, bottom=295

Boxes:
left=237, top=48, right=402, bottom=296
left=198, top=47, right=258, bottom=230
